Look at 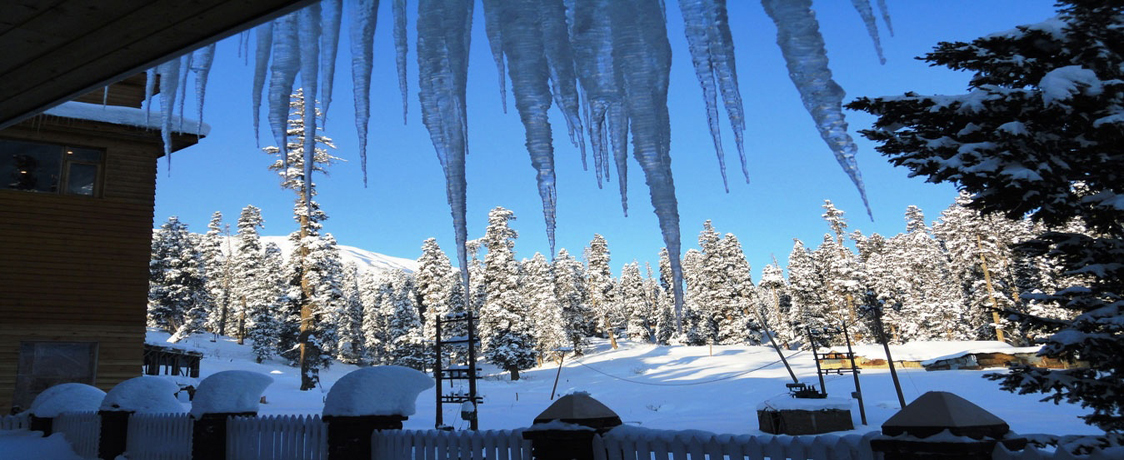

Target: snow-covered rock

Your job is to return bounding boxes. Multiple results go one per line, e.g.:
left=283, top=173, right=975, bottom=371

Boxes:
left=28, top=383, right=106, bottom=417
left=323, top=366, right=434, bottom=417
left=190, top=370, right=273, bottom=418
left=100, top=376, right=184, bottom=414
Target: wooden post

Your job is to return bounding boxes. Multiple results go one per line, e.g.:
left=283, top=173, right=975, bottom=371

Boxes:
left=97, top=410, right=131, bottom=460
left=842, top=323, right=867, bottom=425
left=324, top=415, right=404, bottom=460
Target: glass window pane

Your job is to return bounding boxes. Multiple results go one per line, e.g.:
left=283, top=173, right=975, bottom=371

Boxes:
left=0, top=139, right=62, bottom=193
left=66, top=147, right=102, bottom=163
left=66, top=163, right=98, bottom=196
left=13, top=342, right=99, bottom=412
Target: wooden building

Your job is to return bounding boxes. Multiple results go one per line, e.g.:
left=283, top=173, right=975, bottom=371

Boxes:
left=0, top=75, right=202, bottom=413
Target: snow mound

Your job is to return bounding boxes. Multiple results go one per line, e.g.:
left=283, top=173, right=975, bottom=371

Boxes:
left=0, top=431, right=84, bottom=460
left=29, top=383, right=106, bottom=417
left=190, top=370, right=273, bottom=418
left=323, top=366, right=434, bottom=417
left=100, top=376, right=184, bottom=414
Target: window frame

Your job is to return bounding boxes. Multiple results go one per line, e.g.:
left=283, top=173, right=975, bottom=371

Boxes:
left=1, top=138, right=106, bottom=197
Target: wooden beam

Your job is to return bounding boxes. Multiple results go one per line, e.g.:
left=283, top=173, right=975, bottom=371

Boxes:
left=0, top=0, right=318, bottom=130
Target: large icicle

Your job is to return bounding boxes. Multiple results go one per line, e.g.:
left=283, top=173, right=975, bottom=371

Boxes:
left=156, top=59, right=181, bottom=162
left=298, top=4, right=323, bottom=212
left=190, top=44, right=216, bottom=136
left=144, top=67, right=157, bottom=124
left=268, top=13, right=301, bottom=163
left=540, top=0, right=586, bottom=172
left=394, top=0, right=409, bottom=124
left=487, top=0, right=560, bottom=257
left=481, top=0, right=508, bottom=113
left=678, top=0, right=729, bottom=191
left=251, top=22, right=274, bottom=147
left=762, top=0, right=871, bottom=217
left=572, top=0, right=627, bottom=207
left=175, top=54, right=191, bottom=132
left=708, top=0, right=748, bottom=184
left=849, top=0, right=886, bottom=64
left=611, top=0, right=685, bottom=327
left=319, top=0, right=343, bottom=124
left=417, top=0, right=474, bottom=292
left=349, top=0, right=380, bottom=185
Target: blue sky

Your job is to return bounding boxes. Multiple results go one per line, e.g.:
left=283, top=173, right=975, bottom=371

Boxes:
left=153, top=1, right=1058, bottom=276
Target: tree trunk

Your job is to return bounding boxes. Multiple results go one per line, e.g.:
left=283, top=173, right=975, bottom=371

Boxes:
left=976, top=234, right=1006, bottom=343
left=603, top=314, right=618, bottom=349
left=509, top=367, right=520, bottom=381
left=237, top=296, right=247, bottom=345
left=297, top=212, right=318, bottom=391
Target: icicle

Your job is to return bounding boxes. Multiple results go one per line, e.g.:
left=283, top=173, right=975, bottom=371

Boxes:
left=876, top=0, right=893, bottom=36
left=190, top=44, right=216, bottom=136
left=610, top=0, right=685, bottom=326
left=540, top=0, right=586, bottom=171
left=176, top=54, right=191, bottom=132
left=144, top=67, right=156, bottom=124
left=417, top=0, right=474, bottom=292
left=298, top=3, right=323, bottom=214
left=394, top=0, right=409, bottom=124
left=319, top=0, right=343, bottom=124
left=489, top=0, right=560, bottom=257
left=678, top=0, right=729, bottom=191
left=102, top=86, right=109, bottom=108
left=349, top=0, right=380, bottom=186
left=609, top=101, right=629, bottom=215
left=268, top=13, right=301, bottom=164
left=572, top=0, right=625, bottom=201
left=252, top=22, right=274, bottom=147
left=156, top=59, right=181, bottom=164
left=762, top=0, right=871, bottom=217
left=481, top=0, right=508, bottom=113
left=849, top=0, right=886, bottom=64
left=709, top=0, right=748, bottom=184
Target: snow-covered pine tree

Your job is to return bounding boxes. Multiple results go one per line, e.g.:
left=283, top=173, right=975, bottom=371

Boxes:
left=523, top=252, right=566, bottom=362
left=359, top=270, right=390, bottom=364
left=680, top=249, right=709, bottom=345
left=479, top=207, right=536, bottom=380
left=199, top=211, right=233, bottom=336
left=264, top=89, right=341, bottom=391
left=585, top=234, right=618, bottom=347
left=758, top=262, right=795, bottom=347
left=300, top=234, right=346, bottom=373
left=849, top=1, right=1124, bottom=432
left=786, top=239, right=831, bottom=344
left=230, top=206, right=276, bottom=359
left=383, top=270, right=427, bottom=371
left=149, top=216, right=211, bottom=337
left=336, top=262, right=366, bottom=364
left=245, top=242, right=284, bottom=362
left=695, top=221, right=723, bottom=344
left=886, top=206, right=967, bottom=341
left=715, top=233, right=757, bottom=345
left=416, top=238, right=459, bottom=366
left=618, top=262, right=651, bottom=341
left=818, top=201, right=864, bottom=337
left=552, top=248, right=589, bottom=354
left=653, top=248, right=678, bottom=345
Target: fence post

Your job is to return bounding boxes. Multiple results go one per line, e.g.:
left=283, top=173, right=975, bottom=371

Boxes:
left=97, top=410, right=132, bottom=460
left=522, top=392, right=622, bottom=460
left=869, top=391, right=1027, bottom=460
left=191, top=411, right=254, bottom=460
left=324, top=414, right=406, bottom=460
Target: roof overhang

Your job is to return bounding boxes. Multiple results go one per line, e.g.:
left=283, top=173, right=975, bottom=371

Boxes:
left=0, top=0, right=318, bottom=131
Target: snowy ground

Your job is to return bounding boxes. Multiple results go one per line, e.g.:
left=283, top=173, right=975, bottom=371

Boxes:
left=156, top=330, right=1100, bottom=437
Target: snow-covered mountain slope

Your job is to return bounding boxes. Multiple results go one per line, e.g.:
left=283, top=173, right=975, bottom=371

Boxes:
left=258, top=236, right=418, bottom=274
left=149, top=330, right=1099, bottom=436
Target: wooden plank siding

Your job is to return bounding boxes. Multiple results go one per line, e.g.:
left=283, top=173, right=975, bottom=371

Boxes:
left=0, top=108, right=197, bottom=413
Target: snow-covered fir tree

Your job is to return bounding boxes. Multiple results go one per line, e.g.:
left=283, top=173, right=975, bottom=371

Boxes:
left=478, top=207, right=536, bottom=380
left=680, top=249, right=709, bottom=345
left=245, top=242, right=284, bottom=362
left=359, top=270, right=389, bottom=364
left=335, top=262, right=365, bottom=364
left=715, top=232, right=758, bottom=345
left=382, top=270, right=427, bottom=370
left=758, top=262, right=796, bottom=347
left=786, top=239, right=830, bottom=343
left=585, top=234, right=617, bottom=347
left=653, top=248, right=678, bottom=345
left=522, top=252, right=566, bottom=362
left=149, top=216, right=211, bottom=337
left=850, top=1, right=1124, bottom=431
left=416, top=238, right=461, bottom=366
left=229, top=206, right=272, bottom=353
left=552, top=248, right=589, bottom=354
left=199, top=211, right=233, bottom=336
left=618, top=262, right=652, bottom=341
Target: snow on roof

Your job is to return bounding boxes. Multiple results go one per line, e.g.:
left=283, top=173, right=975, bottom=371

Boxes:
left=190, top=370, right=273, bottom=418
left=28, top=383, right=105, bottom=417
left=756, top=396, right=853, bottom=412
left=819, top=340, right=1039, bottom=363
left=322, top=366, right=434, bottom=417
left=99, top=376, right=185, bottom=414
left=42, top=101, right=211, bottom=136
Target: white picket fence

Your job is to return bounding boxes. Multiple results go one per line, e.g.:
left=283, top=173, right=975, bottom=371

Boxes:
left=373, top=428, right=532, bottom=460
left=0, top=412, right=29, bottom=430
left=126, top=412, right=194, bottom=460
left=54, top=411, right=100, bottom=458
left=597, top=428, right=880, bottom=460
left=227, top=414, right=329, bottom=460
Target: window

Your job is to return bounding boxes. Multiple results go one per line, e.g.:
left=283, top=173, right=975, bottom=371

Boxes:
left=0, top=138, right=104, bottom=196
left=12, top=341, right=99, bottom=412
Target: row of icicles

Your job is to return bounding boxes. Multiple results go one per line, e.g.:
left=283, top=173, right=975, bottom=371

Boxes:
left=140, top=0, right=891, bottom=330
